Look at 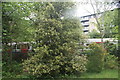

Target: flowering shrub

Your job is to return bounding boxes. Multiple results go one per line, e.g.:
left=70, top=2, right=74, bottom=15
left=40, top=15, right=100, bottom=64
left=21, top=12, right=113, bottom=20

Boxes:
left=104, top=41, right=118, bottom=57
left=87, top=43, right=105, bottom=73
left=104, top=53, right=118, bottom=69
left=22, top=14, right=85, bottom=78
left=71, top=54, right=88, bottom=73
left=23, top=49, right=88, bottom=78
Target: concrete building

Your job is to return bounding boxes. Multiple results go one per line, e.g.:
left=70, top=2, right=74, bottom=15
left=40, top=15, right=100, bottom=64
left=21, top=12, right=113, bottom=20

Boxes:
left=80, top=13, right=101, bottom=34
left=80, top=1, right=120, bottom=34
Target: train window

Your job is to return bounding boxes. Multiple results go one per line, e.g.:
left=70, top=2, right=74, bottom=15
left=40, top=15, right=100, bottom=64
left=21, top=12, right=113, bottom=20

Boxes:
left=17, top=45, right=20, bottom=49
left=21, top=44, right=29, bottom=49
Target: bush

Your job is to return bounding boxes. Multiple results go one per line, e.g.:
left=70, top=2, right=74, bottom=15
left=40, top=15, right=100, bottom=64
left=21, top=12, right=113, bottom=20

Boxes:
left=80, top=50, right=91, bottom=55
left=22, top=46, right=88, bottom=78
left=70, top=54, right=88, bottom=73
left=23, top=46, right=65, bottom=78
left=2, top=61, right=23, bottom=78
left=104, top=41, right=118, bottom=56
left=104, top=53, right=118, bottom=69
left=86, top=43, right=105, bottom=73
left=22, top=17, right=85, bottom=78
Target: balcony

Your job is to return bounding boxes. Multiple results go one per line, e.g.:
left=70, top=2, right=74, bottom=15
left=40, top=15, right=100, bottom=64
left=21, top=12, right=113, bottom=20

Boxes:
left=83, top=30, right=89, bottom=32
left=83, top=25, right=89, bottom=27
left=81, top=20, right=89, bottom=22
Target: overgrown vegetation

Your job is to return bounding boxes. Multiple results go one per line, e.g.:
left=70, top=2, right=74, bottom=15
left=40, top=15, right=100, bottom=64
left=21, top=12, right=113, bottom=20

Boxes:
left=104, top=41, right=118, bottom=56
left=86, top=43, right=105, bottom=73
left=2, top=61, right=22, bottom=78
left=2, top=2, right=119, bottom=79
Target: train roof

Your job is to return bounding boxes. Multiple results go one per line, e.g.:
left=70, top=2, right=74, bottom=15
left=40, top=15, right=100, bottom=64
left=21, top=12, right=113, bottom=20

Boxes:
left=7, top=42, right=36, bottom=45
left=86, top=38, right=118, bottom=43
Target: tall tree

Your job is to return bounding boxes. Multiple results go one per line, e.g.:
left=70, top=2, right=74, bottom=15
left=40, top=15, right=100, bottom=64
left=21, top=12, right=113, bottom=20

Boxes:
left=2, top=2, right=35, bottom=62
left=99, top=9, right=118, bottom=38
left=88, top=0, right=116, bottom=42
left=2, top=2, right=34, bottom=44
left=23, top=2, right=85, bottom=78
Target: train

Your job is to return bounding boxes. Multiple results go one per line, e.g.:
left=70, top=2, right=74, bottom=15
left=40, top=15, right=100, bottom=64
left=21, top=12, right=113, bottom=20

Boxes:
left=6, top=42, right=33, bottom=54
left=5, top=38, right=118, bottom=54
left=3, top=38, right=117, bottom=61
left=85, top=38, right=118, bottom=45
left=79, top=38, right=118, bottom=51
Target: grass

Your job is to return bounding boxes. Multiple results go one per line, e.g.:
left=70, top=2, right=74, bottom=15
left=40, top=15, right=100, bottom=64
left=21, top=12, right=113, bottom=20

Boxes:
left=63, top=69, right=118, bottom=78
left=80, top=69, right=118, bottom=78
left=2, top=68, right=119, bottom=79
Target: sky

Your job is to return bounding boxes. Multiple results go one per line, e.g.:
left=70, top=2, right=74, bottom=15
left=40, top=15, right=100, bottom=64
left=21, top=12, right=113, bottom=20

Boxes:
left=63, top=0, right=117, bottom=17
left=74, top=0, right=116, bottom=17
left=75, top=3, right=96, bottom=17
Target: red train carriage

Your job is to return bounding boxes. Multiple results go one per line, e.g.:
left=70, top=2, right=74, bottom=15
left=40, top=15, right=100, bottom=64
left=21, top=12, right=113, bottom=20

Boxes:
left=7, top=42, right=32, bottom=53
left=6, top=42, right=33, bottom=61
left=79, top=38, right=118, bottom=51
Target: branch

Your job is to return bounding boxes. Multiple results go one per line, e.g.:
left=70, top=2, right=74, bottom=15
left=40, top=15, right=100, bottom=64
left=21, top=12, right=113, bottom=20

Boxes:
left=89, top=0, right=101, bottom=29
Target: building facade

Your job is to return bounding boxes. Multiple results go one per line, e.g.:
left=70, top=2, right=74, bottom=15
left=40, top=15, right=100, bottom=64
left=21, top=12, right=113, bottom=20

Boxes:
left=80, top=13, right=101, bottom=34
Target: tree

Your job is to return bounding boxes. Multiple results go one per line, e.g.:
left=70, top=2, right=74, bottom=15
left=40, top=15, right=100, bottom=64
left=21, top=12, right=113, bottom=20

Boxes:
left=2, top=2, right=34, bottom=62
left=88, top=0, right=117, bottom=42
left=99, top=8, right=118, bottom=38
left=89, top=29, right=101, bottom=38
left=23, top=2, right=86, bottom=78
left=2, top=2, right=34, bottom=45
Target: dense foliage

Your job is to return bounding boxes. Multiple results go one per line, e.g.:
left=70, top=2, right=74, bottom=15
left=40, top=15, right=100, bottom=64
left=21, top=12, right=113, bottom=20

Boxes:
left=86, top=42, right=118, bottom=72
left=86, top=43, right=105, bottom=73
left=2, top=61, right=22, bottom=78
left=89, top=29, right=101, bottom=38
left=104, top=41, right=118, bottom=56
left=99, top=9, right=118, bottom=38
left=22, top=3, right=86, bottom=78
left=92, top=8, right=118, bottom=39
left=104, top=53, right=118, bottom=69
left=89, top=6, right=118, bottom=39
left=2, top=2, right=34, bottom=44
left=2, top=2, right=119, bottom=79
left=21, top=2, right=88, bottom=78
